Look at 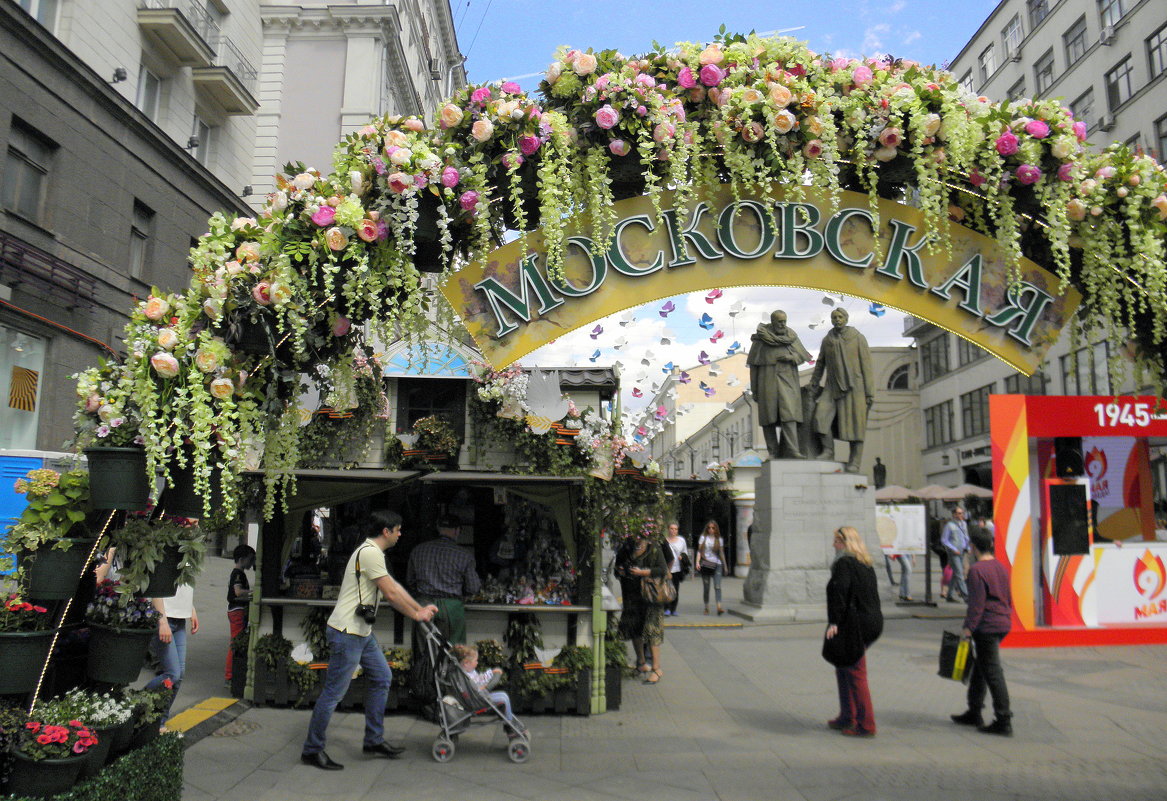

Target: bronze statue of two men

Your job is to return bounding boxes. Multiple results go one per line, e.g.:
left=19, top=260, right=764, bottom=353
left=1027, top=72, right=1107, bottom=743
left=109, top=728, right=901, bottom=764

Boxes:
left=747, top=308, right=873, bottom=473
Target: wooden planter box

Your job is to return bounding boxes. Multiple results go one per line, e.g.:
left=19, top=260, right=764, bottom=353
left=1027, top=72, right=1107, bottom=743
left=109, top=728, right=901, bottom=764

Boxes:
left=606, top=665, right=622, bottom=711
left=229, top=655, right=291, bottom=705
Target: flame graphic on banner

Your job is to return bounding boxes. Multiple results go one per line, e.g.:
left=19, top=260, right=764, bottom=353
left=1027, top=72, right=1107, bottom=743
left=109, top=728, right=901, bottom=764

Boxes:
left=1084, top=447, right=1108, bottom=481
left=1133, top=550, right=1166, bottom=601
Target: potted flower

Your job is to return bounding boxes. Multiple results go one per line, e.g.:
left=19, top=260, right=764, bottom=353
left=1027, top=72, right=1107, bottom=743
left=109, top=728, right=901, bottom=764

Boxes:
left=0, top=594, right=54, bottom=696
left=73, top=360, right=150, bottom=512
left=410, top=415, right=460, bottom=468
left=122, top=682, right=173, bottom=750
left=7, top=467, right=95, bottom=600
left=103, top=514, right=206, bottom=600
left=37, top=688, right=135, bottom=777
left=84, top=581, right=161, bottom=685
left=6, top=718, right=98, bottom=798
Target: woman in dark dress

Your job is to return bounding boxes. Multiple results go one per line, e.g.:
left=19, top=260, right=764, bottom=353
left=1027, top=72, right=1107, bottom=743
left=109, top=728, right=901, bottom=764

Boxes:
left=615, top=530, right=669, bottom=684
left=824, top=525, right=883, bottom=737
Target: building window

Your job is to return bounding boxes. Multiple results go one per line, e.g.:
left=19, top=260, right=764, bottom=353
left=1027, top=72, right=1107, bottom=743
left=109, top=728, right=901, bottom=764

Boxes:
left=959, top=71, right=975, bottom=94
left=136, top=66, right=161, bottom=122
left=1007, top=77, right=1027, bottom=102
left=1034, top=49, right=1055, bottom=95
left=1027, top=0, right=1049, bottom=30
left=1004, top=371, right=1048, bottom=395
left=192, top=116, right=213, bottom=166
left=2, top=119, right=55, bottom=223
left=924, top=401, right=954, bottom=448
left=1148, top=24, right=1167, bottom=79
left=395, top=377, right=465, bottom=439
left=1124, top=132, right=1141, bottom=153
left=1065, top=17, right=1089, bottom=65
left=960, top=384, right=993, bottom=438
left=1060, top=342, right=1111, bottom=395
left=0, top=325, right=45, bottom=449
left=1105, top=56, right=1135, bottom=110
left=128, top=200, right=154, bottom=280
left=1156, top=114, right=1167, bottom=161
left=978, top=45, right=998, bottom=83
left=887, top=363, right=912, bottom=390
left=1003, top=16, right=1023, bottom=57
left=920, top=334, right=949, bottom=383
left=1098, top=0, right=1125, bottom=29
left=1071, top=89, right=1096, bottom=136
left=956, top=337, right=988, bottom=366
left=17, top=0, right=57, bottom=31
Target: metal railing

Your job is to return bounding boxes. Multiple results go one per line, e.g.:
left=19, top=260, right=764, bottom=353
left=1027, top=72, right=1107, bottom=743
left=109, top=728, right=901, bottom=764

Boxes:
left=212, top=34, right=258, bottom=94
left=138, top=0, right=220, bottom=49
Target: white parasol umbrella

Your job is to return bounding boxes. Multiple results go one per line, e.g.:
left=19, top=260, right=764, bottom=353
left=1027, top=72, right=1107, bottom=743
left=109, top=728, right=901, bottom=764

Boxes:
left=912, top=484, right=952, bottom=500
left=939, top=483, right=993, bottom=500
left=874, top=484, right=914, bottom=502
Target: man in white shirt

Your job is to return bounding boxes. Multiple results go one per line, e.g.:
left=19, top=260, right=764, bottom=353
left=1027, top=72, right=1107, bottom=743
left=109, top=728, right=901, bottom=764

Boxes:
left=301, top=510, right=437, bottom=770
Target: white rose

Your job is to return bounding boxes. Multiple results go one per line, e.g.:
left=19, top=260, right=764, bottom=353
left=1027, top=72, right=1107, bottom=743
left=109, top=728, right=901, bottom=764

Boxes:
left=922, top=113, right=942, bottom=137
left=157, top=328, right=179, bottom=350
left=292, top=172, right=316, bottom=190
left=546, top=62, right=562, bottom=84
left=874, top=145, right=898, bottom=162
left=389, top=147, right=413, bottom=166
left=1050, top=137, right=1076, bottom=160
left=350, top=170, right=364, bottom=194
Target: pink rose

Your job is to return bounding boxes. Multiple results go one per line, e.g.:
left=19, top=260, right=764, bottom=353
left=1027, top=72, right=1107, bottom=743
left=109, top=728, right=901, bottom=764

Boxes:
left=829, top=57, right=849, bottom=72
left=235, top=241, right=261, bottom=262
left=1015, top=164, right=1042, bottom=185
left=331, top=315, right=351, bottom=337
left=1094, top=166, right=1116, bottom=180
left=1072, top=121, right=1088, bottom=142
left=501, top=152, right=524, bottom=170
left=995, top=131, right=1019, bottom=156
left=519, top=135, right=541, bottom=156
left=803, top=139, right=824, bottom=158
left=741, top=121, right=765, bottom=143
left=311, top=205, right=336, bottom=227
left=501, top=81, right=521, bottom=94
left=414, top=173, right=428, bottom=189
left=404, top=117, right=425, bottom=132
left=968, top=170, right=987, bottom=188
left=209, top=377, right=234, bottom=400
left=150, top=352, right=180, bottom=379
left=325, top=227, right=347, bottom=251
left=878, top=127, right=902, bottom=148
left=386, top=172, right=414, bottom=193
left=1057, top=163, right=1074, bottom=182
left=699, top=64, right=724, bottom=87
left=470, top=87, right=492, bottom=104
left=459, top=190, right=479, bottom=211
left=852, top=65, right=873, bottom=85
left=357, top=218, right=379, bottom=242
left=251, top=282, right=272, bottom=306
left=677, top=66, right=696, bottom=89
left=1066, top=198, right=1087, bottom=221
left=688, top=86, right=706, bottom=103
left=84, top=393, right=101, bottom=413
left=594, top=104, right=619, bottom=130
left=441, top=166, right=460, bottom=188
left=470, top=119, right=494, bottom=142
left=1024, top=119, right=1050, bottom=139
left=609, top=139, right=630, bottom=157
left=653, top=122, right=675, bottom=142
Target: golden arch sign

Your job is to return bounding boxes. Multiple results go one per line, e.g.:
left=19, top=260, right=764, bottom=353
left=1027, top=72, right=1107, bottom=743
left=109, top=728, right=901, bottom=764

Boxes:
left=444, top=184, right=1079, bottom=374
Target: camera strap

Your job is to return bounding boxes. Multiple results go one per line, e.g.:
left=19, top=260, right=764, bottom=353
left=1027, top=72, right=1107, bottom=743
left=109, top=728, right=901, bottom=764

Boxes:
left=354, top=543, right=378, bottom=615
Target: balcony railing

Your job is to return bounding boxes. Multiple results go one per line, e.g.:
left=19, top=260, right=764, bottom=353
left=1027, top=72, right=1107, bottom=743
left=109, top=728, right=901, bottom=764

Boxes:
left=136, top=0, right=217, bottom=67
left=191, top=33, right=259, bottom=115
left=213, top=34, right=257, bottom=95
left=140, top=0, right=219, bottom=47
left=0, top=232, right=97, bottom=314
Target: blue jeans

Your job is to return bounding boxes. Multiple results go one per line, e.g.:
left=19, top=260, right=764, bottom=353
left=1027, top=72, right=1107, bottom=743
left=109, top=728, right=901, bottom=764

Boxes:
left=895, top=555, right=913, bottom=598
left=701, top=563, right=723, bottom=605
left=487, top=690, right=513, bottom=721
left=948, top=552, right=968, bottom=600
left=146, top=618, right=186, bottom=720
left=303, top=626, right=392, bottom=754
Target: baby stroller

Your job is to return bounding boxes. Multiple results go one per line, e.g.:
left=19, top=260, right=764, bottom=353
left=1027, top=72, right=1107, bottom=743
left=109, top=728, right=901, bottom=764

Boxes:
left=417, top=619, right=531, bottom=763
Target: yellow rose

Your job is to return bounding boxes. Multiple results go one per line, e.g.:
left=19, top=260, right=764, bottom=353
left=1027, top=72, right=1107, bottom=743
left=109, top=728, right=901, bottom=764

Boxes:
left=325, top=227, right=348, bottom=251
left=573, top=52, right=597, bottom=75
left=384, top=130, right=408, bottom=148
left=471, top=119, right=494, bottom=142
left=438, top=103, right=464, bottom=128
left=194, top=347, right=220, bottom=374
left=209, top=377, right=235, bottom=400
left=740, top=88, right=764, bottom=104
left=157, top=328, right=179, bottom=350
left=768, top=84, right=793, bottom=107
left=698, top=44, right=724, bottom=65
left=142, top=296, right=170, bottom=321
left=772, top=109, right=797, bottom=134
left=235, top=241, right=261, bottom=262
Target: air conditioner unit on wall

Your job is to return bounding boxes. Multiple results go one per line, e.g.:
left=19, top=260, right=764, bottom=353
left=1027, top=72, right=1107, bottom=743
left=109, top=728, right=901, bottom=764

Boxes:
left=1100, top=25, right=1115, bottom=45
left=428, top=58, right=441, bottom=80
left=1008, top=48, right=1021, bottom=62
left=1098, top=113, right=1115, bottom=131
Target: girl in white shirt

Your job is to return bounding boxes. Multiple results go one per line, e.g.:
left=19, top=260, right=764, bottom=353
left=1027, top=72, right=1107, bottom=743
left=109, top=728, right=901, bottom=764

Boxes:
left=696, top=520, right=727, bottom=615
left=665, top=522, right=688, bottom=616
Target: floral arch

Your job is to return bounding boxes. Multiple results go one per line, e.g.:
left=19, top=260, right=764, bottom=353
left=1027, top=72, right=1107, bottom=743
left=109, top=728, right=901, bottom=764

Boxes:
left=73, top=31, right=1167, bottom=519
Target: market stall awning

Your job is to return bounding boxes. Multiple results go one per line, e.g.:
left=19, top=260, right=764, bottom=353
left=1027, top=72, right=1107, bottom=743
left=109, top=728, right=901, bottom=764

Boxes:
left=243, top=469, right=422, bottom=513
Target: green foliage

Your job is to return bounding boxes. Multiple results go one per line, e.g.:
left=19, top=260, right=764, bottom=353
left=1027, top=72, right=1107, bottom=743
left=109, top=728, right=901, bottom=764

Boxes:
left=103, top=516, right=206, bottom=600
left=296, top=359, right=388, bottom=468
left=121, top=686, right=173, bottom=726
left=551, top=644, right=593, bottom=674
left=474, top=639, right=505, bottom=670
left=503, top=614, right=543, bottom=667
left=410, top=415, right=460, bottom=458
left=6, top=469, right=90, bottom=553
left=300, top=608, right=330, bottom=662
left=1, top=731, right=183, bottom=801
left=254, top=633, right=293, bottom=671
left=286, top=662, right=321, bottom=708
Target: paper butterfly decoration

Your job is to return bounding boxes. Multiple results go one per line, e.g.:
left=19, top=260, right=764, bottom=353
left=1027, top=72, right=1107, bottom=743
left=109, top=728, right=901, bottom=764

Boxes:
left=698, top=313, right=714, bottom=330
left=588, top=349, right=601, bottom=362
left=705, top=289, right=723, bottom=303
left=708, top=367, right=721, bottom=377
left=678, top=371, right=691, bottom=384
left=698, top=351, right=710, bottom=365
left=661, top=361, right=674, bottom=373
left=640, top=349, right=655, bottom=366
left=868, top=303, right=886, bottom=317
left=654, top=405, right=668, bottom=420
left=589, top=324, right=603, bottom=339
left=726, top=375, right=741, bottom=387
left=659, top=301, right=675, bottom=317
left=631, top=387, right=643, bottom=398
left=726, top=341, right=742, bottom=355
left=699, top=382, right=716, bottom=397
left=613, top=336, right=627, bottom=350
left=728, top=301, right=745, bottom=317
left=709, top=329, right=724, bottom=343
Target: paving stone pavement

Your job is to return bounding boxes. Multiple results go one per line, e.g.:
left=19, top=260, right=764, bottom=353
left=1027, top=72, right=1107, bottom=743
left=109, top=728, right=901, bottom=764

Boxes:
left=178, top=559, right=1167, bottom=801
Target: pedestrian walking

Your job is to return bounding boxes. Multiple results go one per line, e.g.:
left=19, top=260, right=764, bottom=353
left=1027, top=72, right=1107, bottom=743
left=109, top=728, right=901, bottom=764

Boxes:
left=695, top=520, right=727, bottom=615
left=941, top=507, right=970, bottom=601
left=225, top=544, right=254, bottom=681
left=664, top=522, right=688, bottom=616
left=950, top=526, right=1014, bottom=736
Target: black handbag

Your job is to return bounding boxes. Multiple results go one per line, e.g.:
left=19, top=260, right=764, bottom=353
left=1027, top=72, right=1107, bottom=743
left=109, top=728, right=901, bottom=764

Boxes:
left=821, top=621, right=864, bottom=668
left=938, top=630, right=974, bottom=684
left=679, top=551, right=692, bottom=579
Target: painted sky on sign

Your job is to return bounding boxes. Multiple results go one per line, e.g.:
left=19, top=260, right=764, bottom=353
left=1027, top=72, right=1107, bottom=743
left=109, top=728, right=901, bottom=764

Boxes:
left=451, top=0, right=999, bottom=420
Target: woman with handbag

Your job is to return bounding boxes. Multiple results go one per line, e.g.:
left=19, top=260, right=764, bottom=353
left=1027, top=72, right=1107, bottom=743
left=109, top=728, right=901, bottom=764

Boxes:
left=695, top=520, right=727, bottom=615
left=823, top=526, right=883, bottom=737
left=665, top=522, right=689, bottom=617
left=615, top=529, right=669, bottom=684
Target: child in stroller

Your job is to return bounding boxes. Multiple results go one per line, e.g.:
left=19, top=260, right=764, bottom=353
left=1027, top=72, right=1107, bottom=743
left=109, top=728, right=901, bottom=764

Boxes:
left=418, top=620, right=530, bottom=763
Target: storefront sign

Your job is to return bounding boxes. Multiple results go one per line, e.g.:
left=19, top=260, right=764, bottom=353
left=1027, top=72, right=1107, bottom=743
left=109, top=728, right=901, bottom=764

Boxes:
left=443, top=184, right=1080, bottom=371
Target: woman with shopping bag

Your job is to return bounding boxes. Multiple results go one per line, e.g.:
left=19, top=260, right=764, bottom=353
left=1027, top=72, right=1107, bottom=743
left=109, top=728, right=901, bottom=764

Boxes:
left=615, top=527, right=669, bottom=685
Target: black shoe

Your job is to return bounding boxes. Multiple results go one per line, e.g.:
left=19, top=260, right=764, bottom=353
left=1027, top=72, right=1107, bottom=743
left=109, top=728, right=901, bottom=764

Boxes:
left=363, top=741, right=405, bottom=758
left=978, top=719, right=1013, bottom=736
left=950, top=710, right=983, bottom=727
left=946, top=596, right=961, bottom=603
left=301, top=751, right=344, bottom=770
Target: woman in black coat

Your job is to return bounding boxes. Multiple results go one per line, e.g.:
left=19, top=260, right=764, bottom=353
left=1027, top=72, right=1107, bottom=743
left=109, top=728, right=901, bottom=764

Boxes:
left=615, top=531, right=669, bottom=684
left=824, top=525, right=883, bottom=737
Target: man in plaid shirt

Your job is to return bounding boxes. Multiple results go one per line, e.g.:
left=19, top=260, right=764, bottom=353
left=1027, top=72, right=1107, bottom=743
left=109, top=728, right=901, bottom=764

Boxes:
left=406, top=516, right=481, bottom=644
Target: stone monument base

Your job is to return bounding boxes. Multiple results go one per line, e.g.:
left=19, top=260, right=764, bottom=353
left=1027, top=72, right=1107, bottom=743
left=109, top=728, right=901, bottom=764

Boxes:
left=734, top=460, right=877, bottom=622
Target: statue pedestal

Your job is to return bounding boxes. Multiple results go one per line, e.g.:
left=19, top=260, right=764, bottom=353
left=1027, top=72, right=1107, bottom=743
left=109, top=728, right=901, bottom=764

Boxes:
left=735, top=460, right=877, bottom=622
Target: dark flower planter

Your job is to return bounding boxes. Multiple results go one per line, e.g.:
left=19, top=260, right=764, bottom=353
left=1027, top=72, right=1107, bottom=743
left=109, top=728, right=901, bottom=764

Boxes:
left=499, top=163, right=541, bottom=231
left=23, top=537, right=96, bottom=600
left=6, top=751, right=87, bottom=799
left=160, top=447, right=223, bottom=519
left=106, top=716, right=136, bottom=758
left=80, top=725, right=117, bottom=779
left=226, top=315, right=272, bottom=356
left=0, top=629, right=54, bottom=695
left=128, top=720, right=161, bottom=751
left=86, top=623, right=153, bottom=685
left=605, top=665, right=622, bottom=711
left=85, top=447, right=150, bottom=511
left=142, top=545, right=183, bottom=598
